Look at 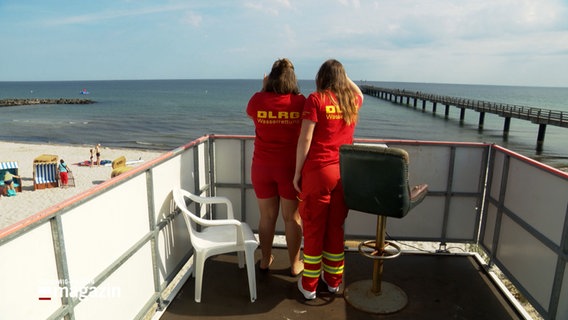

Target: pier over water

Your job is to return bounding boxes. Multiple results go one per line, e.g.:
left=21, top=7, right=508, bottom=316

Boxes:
left=361, top=85, right=568, bottom=152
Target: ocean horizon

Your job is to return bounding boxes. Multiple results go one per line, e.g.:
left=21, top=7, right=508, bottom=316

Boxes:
left=1, top=79, right=567, bottom=170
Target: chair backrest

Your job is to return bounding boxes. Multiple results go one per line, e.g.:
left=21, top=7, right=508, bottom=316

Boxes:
left=172, top=188, right=200, bottom=242
left=340, top=144, right=425, bottom=219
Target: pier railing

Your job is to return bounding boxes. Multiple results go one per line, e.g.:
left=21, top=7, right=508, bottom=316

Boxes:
left=0, top=135, right=567, bottom=320
left=362, top=85, right=568, bottom=151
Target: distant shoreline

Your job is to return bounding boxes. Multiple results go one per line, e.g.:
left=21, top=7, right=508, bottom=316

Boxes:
left=0, top=98, right=94, bottom=107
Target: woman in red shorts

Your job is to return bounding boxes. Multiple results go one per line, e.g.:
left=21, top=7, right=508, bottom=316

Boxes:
left=293, top=59, right=363, bottom=299
left=247, top=58, right=305, bottom=276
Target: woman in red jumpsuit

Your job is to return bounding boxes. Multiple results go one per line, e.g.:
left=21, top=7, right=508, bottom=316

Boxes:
left=293, top=59, right=363, bottom=299
left=247, top=58, right=305, bottom=276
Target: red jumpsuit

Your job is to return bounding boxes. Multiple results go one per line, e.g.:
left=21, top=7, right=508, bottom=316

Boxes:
left=247, top=91, right=305, bottom=199
left=298, top=91, right=363, bottom=292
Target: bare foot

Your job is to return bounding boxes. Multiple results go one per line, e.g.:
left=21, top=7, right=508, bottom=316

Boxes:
left=259, top=254, right=274, bottom=271
left=290, top=260, right=304, bottom=277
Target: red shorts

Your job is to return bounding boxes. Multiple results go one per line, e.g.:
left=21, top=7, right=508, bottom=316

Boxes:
left=251, top=163, right=296, bottom=200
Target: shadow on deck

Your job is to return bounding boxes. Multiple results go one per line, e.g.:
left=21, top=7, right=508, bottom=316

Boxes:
left=159, top=247, right=523, bottom=320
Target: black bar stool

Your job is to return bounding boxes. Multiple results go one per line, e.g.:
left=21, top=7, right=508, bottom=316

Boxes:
left=340, top=144, right=428, bottom=314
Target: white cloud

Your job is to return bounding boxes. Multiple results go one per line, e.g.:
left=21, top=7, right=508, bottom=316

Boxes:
left=1, top=0, right=567, bottom=85
left=243, top=0, right=295, bottom=15
left=181, top=11, right=203, bottom=27
left=338, top=0, right=361, bottom=8
left=43, top=4, right=192, bottom=26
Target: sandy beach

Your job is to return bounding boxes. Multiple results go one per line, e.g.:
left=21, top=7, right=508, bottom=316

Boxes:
left=0, top=141, right=164, bottom=230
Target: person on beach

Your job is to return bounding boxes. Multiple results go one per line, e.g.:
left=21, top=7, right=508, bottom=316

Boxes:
left=89, top=148, right=94, bottom=167
left=246, top=58, right=305, bottom=276
left=293, top=59, right=364, bottom=300
left=95, top=144, right=101, bottom=166
left=2, top=171, right=20, bottom=196
left=58, top=159, right=70, bottom=187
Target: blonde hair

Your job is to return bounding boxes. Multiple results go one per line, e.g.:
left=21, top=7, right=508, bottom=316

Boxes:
left=315, top=59, right=358, bottom=125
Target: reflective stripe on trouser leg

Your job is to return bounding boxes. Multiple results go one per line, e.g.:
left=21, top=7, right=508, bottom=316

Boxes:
left=302, top=253, right=322, bottom=279
left=322, top=251, right=344, bottom=287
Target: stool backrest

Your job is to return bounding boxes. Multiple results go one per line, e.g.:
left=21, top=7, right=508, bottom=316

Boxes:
left=340, top=144, right=417, bottom=218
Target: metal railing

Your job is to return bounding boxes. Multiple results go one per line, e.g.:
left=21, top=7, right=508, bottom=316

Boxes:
left=0, top=135, right=566, bottom=319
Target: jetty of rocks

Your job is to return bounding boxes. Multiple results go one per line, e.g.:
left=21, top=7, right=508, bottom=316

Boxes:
left=0, top=98, right=94, bottom=107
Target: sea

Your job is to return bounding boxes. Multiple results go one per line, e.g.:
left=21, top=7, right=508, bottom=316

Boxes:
left=0, top=79, right=567, bottom=170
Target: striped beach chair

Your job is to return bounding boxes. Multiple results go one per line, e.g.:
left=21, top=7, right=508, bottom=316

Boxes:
left=33, top=154, right=59, bottom=190
left=0, top=161, right=22, bottom=193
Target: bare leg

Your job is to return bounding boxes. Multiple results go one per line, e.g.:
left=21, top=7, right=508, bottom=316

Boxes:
left=281, top=197, right=303, bottom=275
left=257, top=197, right=279, bottom=269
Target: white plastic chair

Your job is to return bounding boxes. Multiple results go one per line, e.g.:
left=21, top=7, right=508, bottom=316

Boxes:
left=172, top=188, right=259, bottom=303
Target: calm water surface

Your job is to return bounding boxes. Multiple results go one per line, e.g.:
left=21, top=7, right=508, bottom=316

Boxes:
left=1, top=79, right=566, bottom=169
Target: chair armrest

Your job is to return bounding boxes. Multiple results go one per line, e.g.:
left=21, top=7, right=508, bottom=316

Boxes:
left=184, top=192, right=235, bottom=219
left=193, top=216, right=242, bottom=228
left=174, top=188, right=250, bottom=245
left=408, top=184, right=428, bottom=211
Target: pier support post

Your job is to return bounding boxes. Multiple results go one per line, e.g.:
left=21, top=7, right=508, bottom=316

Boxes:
left=503, top=117, right=511, bottom=140
left=432, top=102, right=437, bottom=115
left=445, top=105, right=450, bottom=119
left=413, top=98, right=417, bottom=108
left=459, top=108, right=466, bottom=125
left=478, top=112, right=485, bottom=131
left=422, top=100, right=426, bottom=112
left=536, top=124, right=547, bottom=152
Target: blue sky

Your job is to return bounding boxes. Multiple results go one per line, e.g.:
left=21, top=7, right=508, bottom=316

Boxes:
left=1, top=0, right=567, bottom=87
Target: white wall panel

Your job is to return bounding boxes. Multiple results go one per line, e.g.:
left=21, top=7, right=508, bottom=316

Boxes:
left=214, top=139, right=241, bottom=184
left=62, top=174, right=149, bottom=291
left=73, top=243, right=155, bottom=320
left=0, top=224, right=60, bottom=319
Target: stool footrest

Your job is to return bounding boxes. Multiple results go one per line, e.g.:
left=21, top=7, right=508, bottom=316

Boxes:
left=358, top=240, right=402, bottom=260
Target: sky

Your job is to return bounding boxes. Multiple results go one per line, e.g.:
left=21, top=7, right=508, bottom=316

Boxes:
left=1, top=0, right=567, bottom=87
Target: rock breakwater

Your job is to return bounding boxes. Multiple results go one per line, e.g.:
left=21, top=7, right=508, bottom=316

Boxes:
left=0, top=98, right=95, bottom=107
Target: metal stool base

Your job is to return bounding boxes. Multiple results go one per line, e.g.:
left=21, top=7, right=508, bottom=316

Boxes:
left=345, top=280, right=408, bottom=314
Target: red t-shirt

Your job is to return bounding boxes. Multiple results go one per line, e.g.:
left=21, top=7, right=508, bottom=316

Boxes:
left=301, top=91, right=363, bottom=172
left=247, top=92, right=306, bottom=165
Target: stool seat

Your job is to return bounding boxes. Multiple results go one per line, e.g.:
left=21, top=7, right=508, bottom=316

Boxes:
left=340, top=144, right=427, bottom=218
left=339, top=144, right=428, bottom=314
